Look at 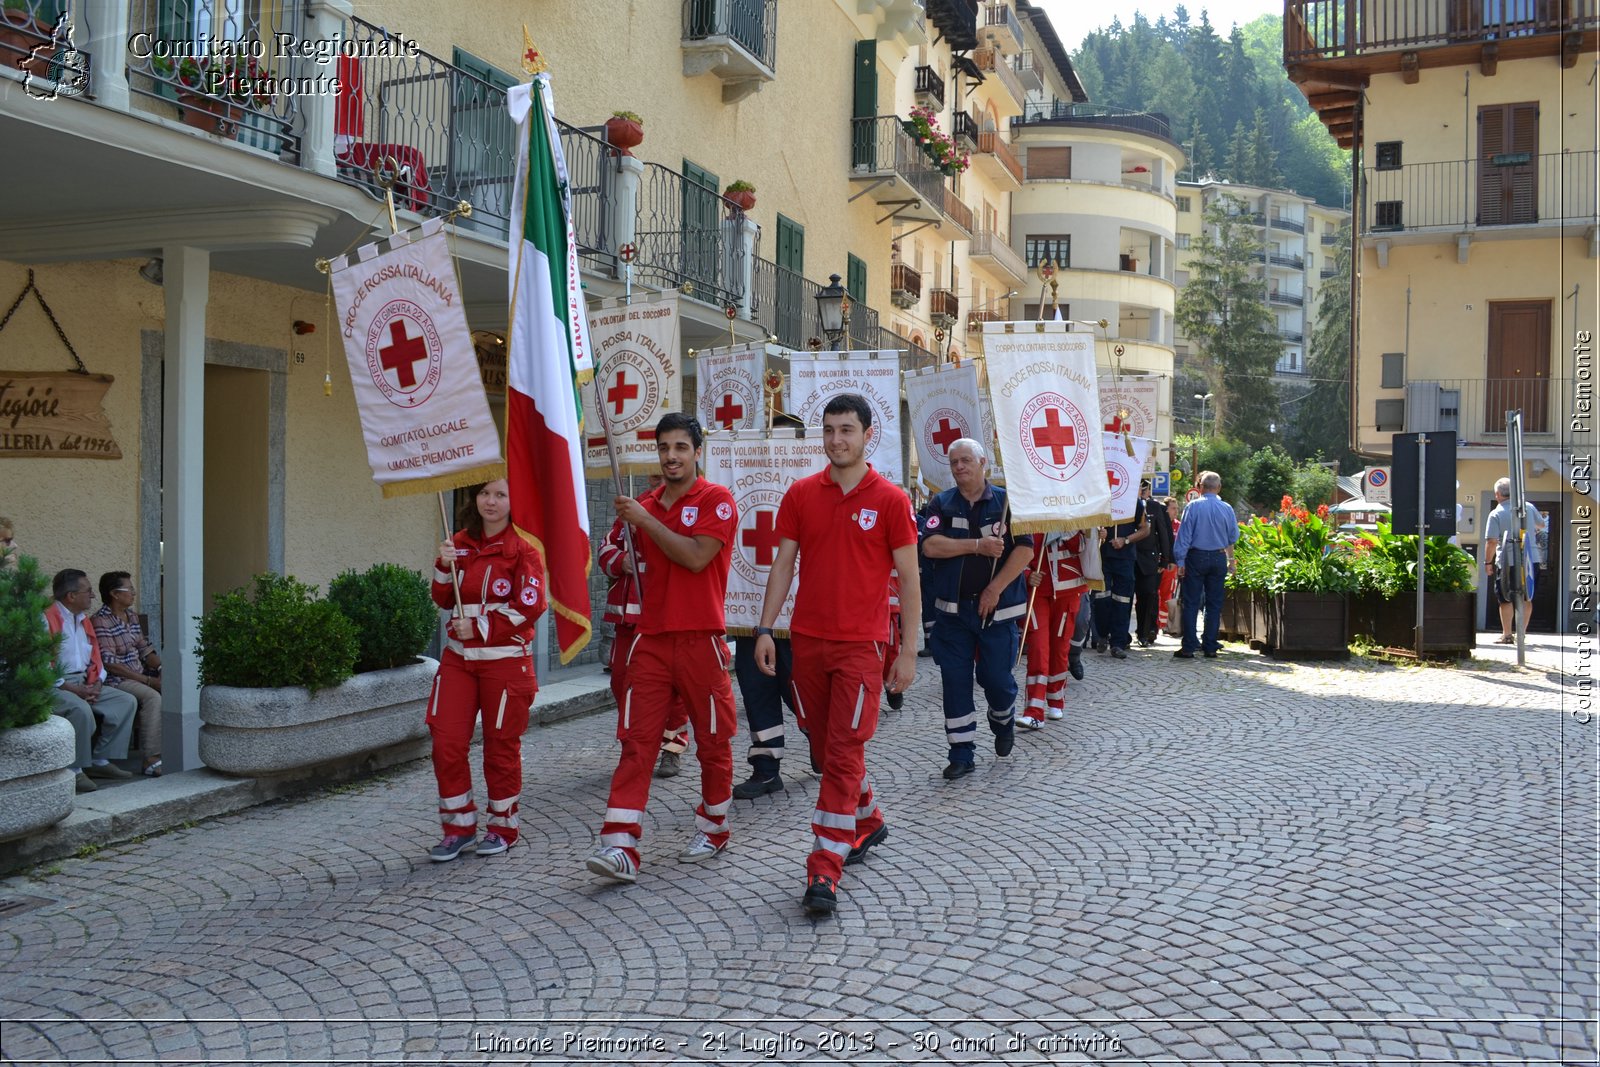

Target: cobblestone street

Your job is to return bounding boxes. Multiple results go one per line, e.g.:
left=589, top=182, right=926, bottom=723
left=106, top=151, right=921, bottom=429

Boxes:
left=1, top=640, right=1594, bottom=1065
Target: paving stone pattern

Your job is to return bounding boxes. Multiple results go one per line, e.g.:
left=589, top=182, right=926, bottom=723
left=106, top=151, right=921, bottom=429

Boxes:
left=1, top=641, right=1594, bottom=1064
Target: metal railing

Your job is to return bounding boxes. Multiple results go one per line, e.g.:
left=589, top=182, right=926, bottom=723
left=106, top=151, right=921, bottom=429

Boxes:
left=891, top=263, right=923, bottom=301
left=913, top=64, right=945, bottom=108
left=1363, top=153, right=1598, bottom=230
left=636, top=161, right=747, bottom=309
left=1278, top=329, right=1304, bottom=343
left=939, top=185, right=974, bottom=233
left=1402, top=378, right=1573, bottom=438
left=952, top=110, right=978, bottom=149
left=984, top=1, right=1024, bottom=49
left=682, top=0, right=777, bottom=71
left=1321, top=232, right=1339, bottom=245
left=1014, top=101, right=1174, bottom=143
left=875, top=326, right=941, bottom=372
left=975, top=130, right=1023, bottom=184
left=974, top=45, right=1026, bottom=108
left=1269, top=290, right=1305, bottom=306
left=559, top=122, right=614, bottom=273
left=1269, top=215, right=1306, bottom=234
left=4, top=1, right=87, bottom=93
left=1320, top=265, right=1338, bottom=279
left=850, top=115, right=946, bottom=203
left=1284, top=0, right=1599, bottom=62
left=128, top=0, right=302, bottom=159
left=969, top=228, right=1028, bottom=281
left=749, top=258, right=879, bottom=350
left=930, top=288, right=960, bottom=322
left=1012, top=49, right=1042, bottom=91
left=1269, top=252, right=1305, bottom=269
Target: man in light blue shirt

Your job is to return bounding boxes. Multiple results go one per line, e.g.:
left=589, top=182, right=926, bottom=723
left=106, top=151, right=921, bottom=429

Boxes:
left=1172, top=471, right=1239, bottom=659
left=1483, top=476, right=1548, bottom=643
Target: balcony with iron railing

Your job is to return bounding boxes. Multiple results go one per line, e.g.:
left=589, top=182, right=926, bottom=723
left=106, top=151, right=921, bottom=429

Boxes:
left=890, top=262, right=923, bottom=308
left=929, top=287, right=960, bottom=324
left=1321, top=265, right=1338, bottom=279
left=635, top=162, right=753, bottom=310
left=982, top=1, right=1024, bottom=52
left=1399, top=378, right=1573, bottom=442
left=968, top=228, right=1028, bottom=284
left=5, top=0, right=88, bottom=91
left=1278, top=329, right=1304, bottom=343
left=913, top=64, right=946, bottom=109
left=974, top=130, right=1022, bottom=187
left=1014, top=102, right=1177, bottom=146
left=1284, top=0, right=1599, bottom=64
left=1364, top=153, right=1598, bottom=232
left=1321, top=231, right=1339, bottom=245
left=749, top=258, right=879, bottom=350
left=850, top=114, right=947, bottom=208
left=1269, top=252, right=1305, bottom=270
left=952, top=110, right=978, bottom=151
left=1012, top=49, right=1042, bottom=92
left=974, top=45, right=1026, bottom=111
left=1269, top=215, right=1306, bottom=234
left=1269, top=289, right=1305, bottom=306
left=681, top=0, right=777, bottom=101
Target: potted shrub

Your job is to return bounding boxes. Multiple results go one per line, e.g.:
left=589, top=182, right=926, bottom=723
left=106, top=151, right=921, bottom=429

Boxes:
left=0, top=555, right=76, bottom=843
left=1232, top=497, right=1356, bottom=659
left=1348, top=521, right=1477, bottom=656
left=604, top=110, right=644, bottom=156
left=155, top=52, right=273, bottom=136
left=904, top=105, right=970, bottom=177
left=196, top=570, right=436, bottom=776
left=723, top=179, right=756, bottom=214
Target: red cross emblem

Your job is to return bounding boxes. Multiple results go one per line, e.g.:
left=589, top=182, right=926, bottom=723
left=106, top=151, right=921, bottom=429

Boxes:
left=714, top=393, right=746, bottom=428
left=379, top=319, right=428, bottom=389
left=1018, top=393, right=1090, bottom=482
left=931, top=417, right=963, bottom=454
left=608, top=370, right=640, bottom=416
left=365, top=300, right=443, bottom=408
left=1031, top=407, right=1077, bottom=465
left=1107, top=468, right=1123, bottom=490
left=741, top=509, right=781, bottom=567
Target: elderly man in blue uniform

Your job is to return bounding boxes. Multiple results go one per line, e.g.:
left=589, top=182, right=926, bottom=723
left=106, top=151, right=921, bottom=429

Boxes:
left=1172, top=470, right=1240, bottom=659
left=919, top=438, right=1034, bottom=780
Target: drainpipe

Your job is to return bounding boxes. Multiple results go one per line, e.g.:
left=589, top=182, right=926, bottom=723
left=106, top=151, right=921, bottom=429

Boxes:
left=1349, top=91, right=1363, bottom=462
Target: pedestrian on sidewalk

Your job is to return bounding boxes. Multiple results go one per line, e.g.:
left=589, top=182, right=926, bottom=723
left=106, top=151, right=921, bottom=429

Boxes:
left=586, top=413, right=739, bottom=884
left=1483, top=477, right=1548, bottom=643
left=1173, top=471, right=1239, bottom=659
left=755, top=393, right=920, bottom=918
left=426, top=479, right=545, bottom=861
left=1134, top=480, right=1175, bottom=646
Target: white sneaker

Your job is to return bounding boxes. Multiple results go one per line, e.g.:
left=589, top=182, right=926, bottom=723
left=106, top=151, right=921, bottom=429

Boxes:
left=1045, top=707, right=1065, bottom=720
left=1017, top=715, right=1045, bottom=730
left=584, top=846, right=638, bottom=883
left=677, top=831, right=726, bottom=863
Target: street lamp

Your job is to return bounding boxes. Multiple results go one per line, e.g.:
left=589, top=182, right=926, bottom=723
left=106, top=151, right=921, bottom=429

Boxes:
left=1195, top=392, right=1214, bottom=438
left=814, top=273, right=851, bottom=349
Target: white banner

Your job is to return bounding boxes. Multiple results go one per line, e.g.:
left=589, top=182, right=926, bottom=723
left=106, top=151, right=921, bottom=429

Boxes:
left=701, top=431, right=823, bottom=635
left=582, top=295, right=681, bottom=475
left=981, top=322, right=1110, bottom=533
left=329, top=218, right=503, bottom=498
left=903, top=362, right=980, bottom=493
left=1104, top=433, right=1155, bottom=522
left=1098, top=376, right=1162, bottom=442
left=979, top=386, right=1005, bottom=486
left=696, top=342, right=768, bottom=432
left=784, top=351, right=904, bottom=485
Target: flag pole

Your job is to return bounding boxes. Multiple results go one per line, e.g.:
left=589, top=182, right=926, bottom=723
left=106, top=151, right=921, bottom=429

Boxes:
left=603, top=246, right=645, bottom=593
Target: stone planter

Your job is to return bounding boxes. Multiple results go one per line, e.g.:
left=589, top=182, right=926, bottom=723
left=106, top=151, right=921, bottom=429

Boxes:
left=200, top=657, right=437, bottom=776
left=1355, top=590, right=1476, bottom=657
left=0, top=717, right=76, bottom=844
left=1261, top=591, right=1349, bottom=660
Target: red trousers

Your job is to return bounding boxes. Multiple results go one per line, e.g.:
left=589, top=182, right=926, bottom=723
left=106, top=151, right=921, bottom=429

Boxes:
left=880, top=612, right=902, bottom=685
left=599, top=630, right=737, bottom=869
left=612, top=624, right=690, bottom=753
left=428, top=649, right=535, bottom=844
left=1024, top=589, right=1081, bottom=723
left=790, top=634, right=887, bottom=884
left=1158, top=567, right=1179, bottom=630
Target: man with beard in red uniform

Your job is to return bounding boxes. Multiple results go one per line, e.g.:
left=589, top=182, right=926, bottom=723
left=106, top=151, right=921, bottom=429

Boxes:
left=755, top=393, right=920, bottom=918
left=586, top=413, right=739, bottom=884
left=427, top=479, right=545, bottom=860
left=1019, top=531, right=1087, bottom=729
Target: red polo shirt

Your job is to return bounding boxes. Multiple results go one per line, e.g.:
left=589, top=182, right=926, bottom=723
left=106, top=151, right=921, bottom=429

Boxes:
left=775, top=465, right=917, bottom=643
left=635, top=476, right=738, bottom=635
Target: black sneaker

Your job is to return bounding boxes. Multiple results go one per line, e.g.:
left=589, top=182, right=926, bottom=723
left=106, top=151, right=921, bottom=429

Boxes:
left=1173, top=649, right=1196, bottom=659
left=994, top=728, right=1014, bottom=757
left=1068, top=654, right=1085, bottom=681
left=1110, top=647, right=1127, bottom=659
left=732, top=773, right=783, bottom=799
left=884, top=687, right=903, bottom=711
left=942, top=760, right=975, bottom=780
left=802, top=875, right=838, bottom=916
left=917, top=647, right=933, bottom=658
left=845, top=824, right=888, bottom=866
left=1204, top=649, right=1219, bottom=658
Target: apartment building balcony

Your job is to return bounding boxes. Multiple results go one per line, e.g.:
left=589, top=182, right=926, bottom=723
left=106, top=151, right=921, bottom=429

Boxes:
left=928, top=0, right=980, bottom=51
left=1014, top=102, right=1178, bottom=148
left=750, top=258, right=880, bottom=350
left=938, top=185, right=974, bottom=236
left=972, top=131, right=1022, bottom=188
left=890, top=262, right=923, bottom=308
left=1269, top=289, right=1305, bottom=307
left=681, top=0, right=778, bottom=103
left=1269, top=215, right=1305, bottom=234
left=2, top=0, right=81, bottom=82
left=973, top=45, right=1026, bottom=114
left=849, top=114, right=948, bottom=224
left=966, top=309, right=1008, bottom=330
left=913, top=64, right=946, bottom=109
left=1382, top=378, right=1573, bottom=447
left=929, top=287, right=960, bottom=327
left=1012, top=49, right=1042, bottom=92
left=1269, top=252, right=1305, bottom=270
left=1278, top=329, right=1304, bottom=343
left=1321, top=265, right=1339, bottom=279
left=1322, top=231, right=1339, bottom=246
left=969, top=228, right=1027, bottom=284
left=981, top=1, right=1024, bottom=54
left=952, top=110, right=978, bottom=152
left=1364, top=154, right=1598, bottom=246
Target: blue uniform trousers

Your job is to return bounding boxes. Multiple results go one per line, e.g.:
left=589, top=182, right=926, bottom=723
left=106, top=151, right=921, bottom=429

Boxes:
left=929, top=599, right=1018, bottom=764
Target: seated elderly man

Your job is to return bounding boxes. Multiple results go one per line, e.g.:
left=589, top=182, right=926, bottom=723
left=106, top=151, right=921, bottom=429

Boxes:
left=45, top=569, right=138, bottom=793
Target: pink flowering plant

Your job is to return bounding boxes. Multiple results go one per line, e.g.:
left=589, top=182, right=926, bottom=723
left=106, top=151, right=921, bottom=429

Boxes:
left=1231, top=495, right=1358, bottom=594
left=153, top=51, right=274, bottom=108
left=905, top=105, right=970, bottom=176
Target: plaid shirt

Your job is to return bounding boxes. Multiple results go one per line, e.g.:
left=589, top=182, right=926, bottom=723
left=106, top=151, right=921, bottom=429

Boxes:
left=91, top=605, right=153, bottom=675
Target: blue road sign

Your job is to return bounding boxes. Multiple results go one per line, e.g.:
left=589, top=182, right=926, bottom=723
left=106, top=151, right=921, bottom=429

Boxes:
left=1151, top=471, right=1170, bottom=496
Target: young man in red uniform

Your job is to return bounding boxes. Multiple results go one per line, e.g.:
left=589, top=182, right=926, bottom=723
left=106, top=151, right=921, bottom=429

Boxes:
left=597, top=475, right=691, bottom=779
left=754, top=393, right=921, bottom=917
left=1020, top=531, right=1087, bottom=729
left=586, top=413, right=739, bottom=884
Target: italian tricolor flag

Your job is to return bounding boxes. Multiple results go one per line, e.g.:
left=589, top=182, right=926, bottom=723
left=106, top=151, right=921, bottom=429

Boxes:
left=507, top=76, right=594, bottom=663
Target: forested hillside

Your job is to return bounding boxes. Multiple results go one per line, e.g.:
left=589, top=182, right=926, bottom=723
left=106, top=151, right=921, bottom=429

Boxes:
left=1069, top=10, right=1350, bottom=207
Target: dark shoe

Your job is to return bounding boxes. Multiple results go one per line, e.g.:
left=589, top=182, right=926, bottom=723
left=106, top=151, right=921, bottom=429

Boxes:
left=994, top=729, right=1014, bottom=758
left=653, top=750, right=681, bottom=779
left=884, top=687, right=903, bottom=711
left=1204, top=650, right=1219, bottom=658
left=942, top=761, right=975, bottom=781
left=428, top=833, right=478, bottom=862
left=86, top=762, right=133, bottom=780
left=475, top=832, right=511, bottom=857
left=74, top=771, right=97, bottom=794
left=917, top=647, right=933, bottom=658
left=802, top=875, right=838, bottom=916
left=1068, top=655, right=1085, bottom=681
left=1110, top=647, right=1127, bottom=659
left=845, top=824, right=888, bottom=866
left=1173, top=649, right=1196, bottom=659
left=1092, top=640, right=1106, bottom=653
left=732, top=773, right=783, bottom=800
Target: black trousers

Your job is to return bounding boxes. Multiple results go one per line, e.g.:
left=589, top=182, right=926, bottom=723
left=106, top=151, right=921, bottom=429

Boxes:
left=1134, top=567, right=1163, bottom=643
left=734, top=635, right=794, bottom=778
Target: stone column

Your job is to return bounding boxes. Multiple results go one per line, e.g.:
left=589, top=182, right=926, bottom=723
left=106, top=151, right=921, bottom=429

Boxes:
left=300, top=0, right=354, bottom=177
left=161, top=246, right=208, bottom=772
left=82, top=0, right=128, bottom=111
left=609, top=155, right=644, bottom=278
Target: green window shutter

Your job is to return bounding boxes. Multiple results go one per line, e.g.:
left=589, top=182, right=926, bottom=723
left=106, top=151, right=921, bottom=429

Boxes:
left=683, top=160, right=722, bottom=294
left=453, top=48, right=516, bottom=91
left=776, top=215, right=804, bottom=272
left=853, top=40, right=877, bottom=119
left=846, top=254, right=867, bottom=304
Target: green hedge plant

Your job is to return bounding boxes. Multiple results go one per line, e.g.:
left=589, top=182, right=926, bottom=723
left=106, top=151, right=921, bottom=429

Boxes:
left=0, top=556, right=61, bottom=732
left=1349, top=521, right=1474, bottom=597
left=196, top=573, right=358, bottom=693
left=328, top=562, right=435, bottom=672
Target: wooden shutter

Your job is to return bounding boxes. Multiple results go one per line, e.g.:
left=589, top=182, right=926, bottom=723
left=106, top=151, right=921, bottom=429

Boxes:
left=1479, top=102, right=1538, bottom=225
left=1027, top=147, right=1071, bottom=179
left=846, top=254, right=867, bottom=305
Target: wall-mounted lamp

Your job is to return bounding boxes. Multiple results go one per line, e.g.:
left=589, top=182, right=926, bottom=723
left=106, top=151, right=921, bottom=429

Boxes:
left=293, top=320, right=316, bottom=335
left=138, top=258, right=163, bottom=285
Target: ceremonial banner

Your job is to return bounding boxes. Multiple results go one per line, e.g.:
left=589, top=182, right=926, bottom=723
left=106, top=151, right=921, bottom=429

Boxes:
left=701, top=431, right=823, bottom=635
left=507, top=76, right=594, bottom=663
left=329, top=216, right=503, bottom=497
left=981, top=322, right=1110, bottom=533
left=582, top=294, right=681, bottom=475
left=903, top=362, right=980, bottom=493
left=1098, top=375, right=1161, bottom=440
left=1104, top=432, right=1155, bottom=521
left=696, top=342, right=767, bottom=432
left=784, top=351, right=903, bottom=485
left=978, top=386, right=1004, bottom=486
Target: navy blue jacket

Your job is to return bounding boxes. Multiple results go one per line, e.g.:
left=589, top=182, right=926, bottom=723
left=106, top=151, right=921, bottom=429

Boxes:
left=918, top=483, right=1033, bottom=623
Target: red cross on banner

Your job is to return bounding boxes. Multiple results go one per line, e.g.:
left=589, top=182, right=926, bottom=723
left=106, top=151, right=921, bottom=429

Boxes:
left=931, top=417, right=963, bottom=454
left=608, top=370, right=639, bottom=416
left=715, top=393, right=745, bottom=428
left=741, top=510, right=781, bottom=567
left=1031, top=408, right=1076, bottom=465
left=379, top=319, right=428, bottom=388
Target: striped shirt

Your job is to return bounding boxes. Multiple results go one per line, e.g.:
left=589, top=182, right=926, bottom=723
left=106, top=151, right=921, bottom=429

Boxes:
left=91, top=605, right=153, bottom=675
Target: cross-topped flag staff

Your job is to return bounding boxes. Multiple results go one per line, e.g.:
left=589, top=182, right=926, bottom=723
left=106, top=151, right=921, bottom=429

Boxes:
left=598, top=241, right=645, bottom=589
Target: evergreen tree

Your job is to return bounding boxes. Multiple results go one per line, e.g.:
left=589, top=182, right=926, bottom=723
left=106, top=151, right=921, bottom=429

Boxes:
left=1288, top=223, right=1355, bottom=468
left=1245, top=109, right=1282, bottom=187
left=1174, top=196, right=1283, bottom=447
left=1223, top=120, right=1252, bottom=182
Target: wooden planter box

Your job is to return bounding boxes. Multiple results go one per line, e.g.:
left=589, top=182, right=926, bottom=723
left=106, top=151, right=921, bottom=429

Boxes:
left=1217, top=590, right=1245, bottom=640
left=1262, top=591, right=1349, bottom=659
left=1356, top=590, right=1476, bottom=656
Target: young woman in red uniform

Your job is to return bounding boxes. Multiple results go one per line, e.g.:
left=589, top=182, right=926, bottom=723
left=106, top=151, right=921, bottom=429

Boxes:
left=1020, top=531, right=1087, bottom=728
left=426, top=479, right=545, bottom=861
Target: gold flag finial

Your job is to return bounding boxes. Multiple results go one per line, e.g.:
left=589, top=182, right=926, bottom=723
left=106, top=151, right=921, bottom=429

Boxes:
left=522, top=27, right=548, bottom=75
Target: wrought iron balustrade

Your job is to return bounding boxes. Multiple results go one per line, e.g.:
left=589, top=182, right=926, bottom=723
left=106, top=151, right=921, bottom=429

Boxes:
left=1364, top=153, right=1597, bottom=230
left=1284, top=0, right=1599, bottom=62
left=635, top=161, right=747, bottom=309
left=682, top=0, right=777, bottom=70
left=1401, top=377, right=1573, bottom=439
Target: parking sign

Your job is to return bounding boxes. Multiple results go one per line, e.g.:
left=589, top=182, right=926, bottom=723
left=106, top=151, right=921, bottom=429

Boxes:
left=1150, top=471, right=1170, bottom=497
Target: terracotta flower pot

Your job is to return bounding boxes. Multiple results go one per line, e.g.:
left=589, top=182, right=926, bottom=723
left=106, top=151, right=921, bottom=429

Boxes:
left=0, top=15, right=47, bottom=71
left=725, top=189, right=756, bottom=214
left=604, top=117, right=644, bottom=156
left=176, top=89, right=238, bottom=136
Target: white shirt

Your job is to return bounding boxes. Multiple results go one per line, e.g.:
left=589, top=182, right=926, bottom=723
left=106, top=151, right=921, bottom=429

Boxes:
left=49, top=605, right=102, bottom=683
